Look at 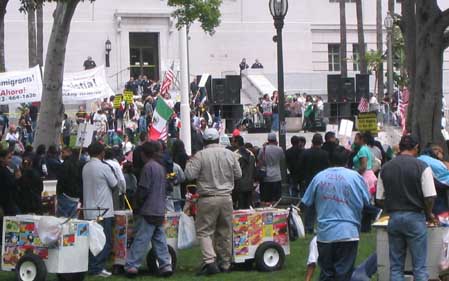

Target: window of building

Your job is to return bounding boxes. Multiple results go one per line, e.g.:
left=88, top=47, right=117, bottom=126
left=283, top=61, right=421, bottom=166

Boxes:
left=329, top=0, right=356, bottom=3
left=352, top=43, right=366, bottom=72
left=328, top=44, right=341, bottom=72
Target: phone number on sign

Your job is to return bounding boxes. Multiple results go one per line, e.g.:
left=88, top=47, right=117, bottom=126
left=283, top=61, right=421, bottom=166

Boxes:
left=0, top=93, right=37, bottom=102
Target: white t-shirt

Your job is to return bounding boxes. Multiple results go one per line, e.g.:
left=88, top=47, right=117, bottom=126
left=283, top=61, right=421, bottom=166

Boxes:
left=307, top=236, right=319, bottom=265
left=93, top=113, right=107, bottom=131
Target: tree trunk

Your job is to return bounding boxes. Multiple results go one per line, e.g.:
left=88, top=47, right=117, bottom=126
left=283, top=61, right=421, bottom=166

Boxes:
left=339, top=0, right=347, bottom=78
left=355, top=0, right=367, bottom=74
left=376, top=0, right=384, bottom=99
left=36, top=3, right=43, bottom=66
left=410, top=0, right=447, bottom=149
left=0, top=0, right=8, bottom=114
left=33, top=1, right=80, bottom=148
left=0, top=0, right=8, bottom=73
left=402, top=0, right=416, bottom=132
left=27, top=5, right=37, bottom=67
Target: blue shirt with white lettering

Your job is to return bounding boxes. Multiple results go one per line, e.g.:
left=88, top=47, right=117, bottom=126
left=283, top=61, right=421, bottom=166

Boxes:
left=301, top=167, right=370, bottom=242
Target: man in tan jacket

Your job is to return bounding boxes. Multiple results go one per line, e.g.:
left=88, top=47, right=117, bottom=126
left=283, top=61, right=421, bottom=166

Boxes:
left=185, top=128, right=242, bottom=276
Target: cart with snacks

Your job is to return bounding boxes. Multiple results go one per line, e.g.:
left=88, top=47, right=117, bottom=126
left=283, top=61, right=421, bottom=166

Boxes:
left=112, top=210, right=179, bottom=274
left=232, top=208, right=290, bottom=271
left=1, top=215, right=90, bottom=281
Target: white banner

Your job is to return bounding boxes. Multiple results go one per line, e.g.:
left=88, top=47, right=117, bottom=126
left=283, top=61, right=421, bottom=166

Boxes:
left=62, top=66, right=114, bottom=103
left=0, top=65, right=42, bottom=105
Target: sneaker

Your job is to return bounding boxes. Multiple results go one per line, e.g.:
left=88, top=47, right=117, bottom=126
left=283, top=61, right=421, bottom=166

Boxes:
left=196, top=263, right=220, bottom=276
left=125, top=267, right=138, bottom=278
left=159, top=265, right=173, bottom=278
left=96, top=269, right=112, bottom=278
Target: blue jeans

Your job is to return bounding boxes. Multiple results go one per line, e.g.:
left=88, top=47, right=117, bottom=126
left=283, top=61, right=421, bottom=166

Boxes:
left=388, top=212, right=428, bottom=281
left=288, top=176, right=299, bottom=198
left=125, top=217, right=171, bottom=270
left=317, top=241, right=358, bottom=281
left=56, top=194, right=78, bottom=218
left=89, top=217, right=113, bottom=274
left=272, top=113, right=279, bottom=131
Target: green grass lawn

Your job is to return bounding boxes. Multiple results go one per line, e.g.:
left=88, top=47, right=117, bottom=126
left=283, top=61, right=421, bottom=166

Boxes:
left=0, top=232, right=376, bottom=281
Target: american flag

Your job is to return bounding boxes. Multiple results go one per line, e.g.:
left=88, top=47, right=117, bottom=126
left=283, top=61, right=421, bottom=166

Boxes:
left=160, top=62, right=175, bottom=95
left=399, top=88, right=409, bottom=134
left=358, top=97, right=369, bottom=113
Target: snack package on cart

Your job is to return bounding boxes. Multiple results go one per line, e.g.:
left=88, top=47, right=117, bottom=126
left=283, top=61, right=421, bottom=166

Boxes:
left=1, top=215, right=90, bottom=274
left=232, top=208, right=290, bottom=263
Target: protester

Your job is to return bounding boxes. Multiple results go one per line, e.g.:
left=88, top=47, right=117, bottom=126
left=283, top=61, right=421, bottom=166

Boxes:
left=258, top=133, right=285, bottom=205
left=83, top=56, right=97, bottom=70
left=125, top=141, right=173, bottom=277
left=17, top=156, right=43, bottom=214
left=56, top=147, right=82, bottom=218
left=0, top=149, right=19, bottom=216
left=82, top=142, right=118, bottom=277
left=45, top=145, right=62, bottom=180
left=239, top=58, right=249, bottom=72
left=302, top=147, right=370, bottom=280
left=104, top=148, right=126, bottom=210
left=376, top=135, right=437, bottom=281
left=352, top=133, right=377, bottom=196
left=185, top=128, right=242, bottom=275
left=285, top=136, right=305, bottom=197
left=251, top=59, right=263, bottom=69
left=299, top=133, right=329, bottom=234
left=232, top=135, right=256, bottom=209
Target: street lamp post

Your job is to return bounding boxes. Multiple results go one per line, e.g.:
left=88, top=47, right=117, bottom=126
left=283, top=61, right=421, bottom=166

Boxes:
left=385, top=12, right=394, bottom=126
left=105, top=39, right=112, bottom=68
left=269, top=0, right=288, bottom=151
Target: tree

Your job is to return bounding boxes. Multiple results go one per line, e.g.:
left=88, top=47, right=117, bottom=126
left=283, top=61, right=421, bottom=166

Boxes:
left=355, top=0, right=367, bottom=74
left=0, top=0, right=8, bottom=73
left=167, top=0, right=222, bottom=35
left=365, top=50, right=384, bottom=95
left=339, top=0, right=347, bottom=78
left=399, top=0, right=449, bottom=150
left=20, top=0, right=38, bottom=67
left=376, top=0, right=384, bottom=99
left=33, top=0, right=82, bottom=148
left=36, top=3, right=43, bottom=66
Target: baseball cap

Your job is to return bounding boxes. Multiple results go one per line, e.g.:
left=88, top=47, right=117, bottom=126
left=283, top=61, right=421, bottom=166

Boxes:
left=268, top=133, right=277, bottom=142
left=203, top=128, right=219, bottom=141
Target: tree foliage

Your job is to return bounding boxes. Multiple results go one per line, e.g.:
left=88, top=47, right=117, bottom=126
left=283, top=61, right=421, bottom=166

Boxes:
left=167, top=0, right=222, bottom=35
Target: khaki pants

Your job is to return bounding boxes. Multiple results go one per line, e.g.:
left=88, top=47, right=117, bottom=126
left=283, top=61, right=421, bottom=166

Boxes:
left=196, top=196, right=233, bottom=268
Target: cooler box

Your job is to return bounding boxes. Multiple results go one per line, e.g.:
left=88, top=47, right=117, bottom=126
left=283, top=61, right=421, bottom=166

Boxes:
left=1, top=215, right=89, bottom=273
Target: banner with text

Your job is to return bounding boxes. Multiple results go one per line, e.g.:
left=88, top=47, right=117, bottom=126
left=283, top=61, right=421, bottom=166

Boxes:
left=0, top=66, right=42, bottom=105
left=62, top=66, right=114, bottom=103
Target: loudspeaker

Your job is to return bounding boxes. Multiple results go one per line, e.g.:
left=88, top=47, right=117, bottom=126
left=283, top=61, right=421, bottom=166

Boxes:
left=327, top=74, right=341, bottom=103
left=356, top=74, right=370, bottom=101
left=225, top=75, right=241, bottom=104
left=221, top=105, right=243, bottom=120
left=211, top=78, right=226, bottom=105
left=323, top=102, right=358, bottom=118
left=341, top=78, right=356, bottom=102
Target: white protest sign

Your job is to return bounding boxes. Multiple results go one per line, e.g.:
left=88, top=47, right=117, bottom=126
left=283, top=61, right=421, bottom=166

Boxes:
left=339, top=119, right=354, bottom=138
left=0, top=66, right=42, bottom=105
left=198, top=73, right=210, bottom=88
left=326, top=124, right=339, bottom=135
left=62, top=66, right=113, bottom=103
left=75, top=123, right=96, bottom=148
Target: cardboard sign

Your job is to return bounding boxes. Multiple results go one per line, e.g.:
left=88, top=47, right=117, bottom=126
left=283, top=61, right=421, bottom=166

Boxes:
left=325, top=124, right=339, bottom=135
left=113, top=94, right=122, bottom=109
left=123, top=91, right=134, bottom=104
left=198, top=73, right=210, bottom=88
left=75, top=123, right=95, bottom=148
left=358, top=112, right=378, bottom=134
left=339, top=119, right=353, bottom=138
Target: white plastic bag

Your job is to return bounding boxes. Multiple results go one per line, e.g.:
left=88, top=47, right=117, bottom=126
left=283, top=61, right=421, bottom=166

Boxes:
left=177, top=213, right=197, bottom=250
left=36, top=216, right=63, bottom=246
left=89, top=221, right=106, bottom=256
left=291, top=208, right=305, bottom=239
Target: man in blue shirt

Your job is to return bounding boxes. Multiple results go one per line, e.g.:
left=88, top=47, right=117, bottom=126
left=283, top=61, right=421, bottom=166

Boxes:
left=302, top=147, right=370, bottom=281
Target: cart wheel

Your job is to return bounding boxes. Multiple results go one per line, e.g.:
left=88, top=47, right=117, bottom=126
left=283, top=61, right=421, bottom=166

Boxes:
left=254, top=242, right=285, bottom=272
left=146, top=245, right=177, bottom=274
left=15, top=253, right=47, bottom=281
left=56, top=272, right=86, bottom=281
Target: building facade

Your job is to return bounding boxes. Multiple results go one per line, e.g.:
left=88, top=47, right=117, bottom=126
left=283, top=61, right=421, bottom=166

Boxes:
left=3, top=0, right=449, bottom=95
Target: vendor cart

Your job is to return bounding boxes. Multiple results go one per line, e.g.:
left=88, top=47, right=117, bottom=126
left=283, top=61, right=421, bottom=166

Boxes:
left=1, top=215, right=90, bottom=281
left=112, top=210, right=179, bottom=274
left=232, top=208, right=290, bottom=271
left=373, top=219, right=445, bottom=280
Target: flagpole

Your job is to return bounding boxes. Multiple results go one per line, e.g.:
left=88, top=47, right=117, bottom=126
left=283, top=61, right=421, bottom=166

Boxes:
left=179, top=26, right=192, bottom=155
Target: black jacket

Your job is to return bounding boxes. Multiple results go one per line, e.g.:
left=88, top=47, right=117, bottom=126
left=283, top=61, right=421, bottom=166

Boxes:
left=57, top=156, right=82, bottom=199
left=235, top=148, right=256, bottom=192
left=285, top=146, right=303, bottom=182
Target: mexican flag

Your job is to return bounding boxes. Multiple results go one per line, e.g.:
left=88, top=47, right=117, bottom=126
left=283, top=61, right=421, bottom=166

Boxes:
left=149, top=98, right=174, bottom=141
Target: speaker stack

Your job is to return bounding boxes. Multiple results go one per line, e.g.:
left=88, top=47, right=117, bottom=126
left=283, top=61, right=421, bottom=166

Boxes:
left=324, top=74, right=370, bottom=124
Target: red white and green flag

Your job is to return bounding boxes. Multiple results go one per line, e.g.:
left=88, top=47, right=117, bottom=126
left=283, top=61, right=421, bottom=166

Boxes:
left=149, top=98, right=174, bottom=141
